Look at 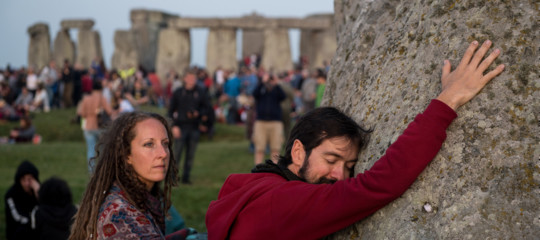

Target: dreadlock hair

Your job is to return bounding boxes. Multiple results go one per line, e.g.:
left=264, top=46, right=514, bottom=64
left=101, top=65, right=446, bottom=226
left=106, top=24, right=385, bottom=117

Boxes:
left=69, top=112, right=178, bottom=240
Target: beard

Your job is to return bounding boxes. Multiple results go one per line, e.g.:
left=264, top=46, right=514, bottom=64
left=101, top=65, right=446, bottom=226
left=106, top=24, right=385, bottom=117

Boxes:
left=297, top=156, right=337, bottom=184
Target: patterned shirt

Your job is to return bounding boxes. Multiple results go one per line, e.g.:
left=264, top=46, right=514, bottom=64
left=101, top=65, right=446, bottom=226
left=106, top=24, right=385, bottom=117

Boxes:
left=97, top=183, right=165, bottom=239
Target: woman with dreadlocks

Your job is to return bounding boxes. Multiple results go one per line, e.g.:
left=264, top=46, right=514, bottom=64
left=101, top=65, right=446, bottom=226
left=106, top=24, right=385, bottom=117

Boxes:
left=69, top=112, right=179, bottom=239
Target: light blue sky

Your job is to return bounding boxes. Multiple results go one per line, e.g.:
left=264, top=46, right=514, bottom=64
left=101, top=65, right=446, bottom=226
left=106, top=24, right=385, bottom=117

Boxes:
left=0, top=0, right=333, bottom=69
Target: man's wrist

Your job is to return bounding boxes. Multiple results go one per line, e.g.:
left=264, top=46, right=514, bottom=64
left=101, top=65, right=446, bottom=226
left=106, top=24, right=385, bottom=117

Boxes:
left=435, top=94, right=458, bottom=111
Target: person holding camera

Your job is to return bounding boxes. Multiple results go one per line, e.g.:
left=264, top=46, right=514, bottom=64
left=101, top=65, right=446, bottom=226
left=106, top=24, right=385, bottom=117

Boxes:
left=168, top=69, right=211, bottom=184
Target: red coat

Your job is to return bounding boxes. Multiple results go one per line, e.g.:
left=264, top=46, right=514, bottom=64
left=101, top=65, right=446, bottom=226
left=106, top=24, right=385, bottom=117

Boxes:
left=206, top=100, right=457, bottom=240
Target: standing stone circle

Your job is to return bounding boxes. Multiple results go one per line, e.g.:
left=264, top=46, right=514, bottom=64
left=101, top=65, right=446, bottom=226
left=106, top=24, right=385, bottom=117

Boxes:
left=27, top=23, right=51, bottom=70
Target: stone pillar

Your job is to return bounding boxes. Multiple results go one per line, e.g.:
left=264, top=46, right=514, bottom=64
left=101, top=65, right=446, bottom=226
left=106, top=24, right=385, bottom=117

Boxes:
left=206, top=28, right=237, bottom=75
left=300, top=14, right=337, bottom=70
left=242, top=30, right=264, bottom=59
left=111, top=30, right=139, bottom=70
left=325, top=0, right=539, bottom=239
left=130, top=9, right=178, bottom=71
left=156, top=28, right=191, bottom=85
left=261, top=27, right=293, bottom=73
left=53, top=29, right=75, bottom=66
left=77, top=30, right=103, bottom=68
left=27, top=23, right=51, bottom=70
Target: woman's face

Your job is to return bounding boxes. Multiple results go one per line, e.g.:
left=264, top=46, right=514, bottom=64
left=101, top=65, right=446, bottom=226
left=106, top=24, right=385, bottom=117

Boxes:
left=127, top=118, right=170, bottom=190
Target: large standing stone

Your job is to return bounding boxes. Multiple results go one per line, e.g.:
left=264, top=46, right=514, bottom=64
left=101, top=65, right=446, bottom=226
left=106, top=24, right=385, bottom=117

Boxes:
left=111, top=30, right=139, bottom=70
left=27, top=23, right=51, bottom=70
left=155, top=28, right=190, bottom=85
left=300, top=14, right=337, bottom=70
left=76, top=30, right=103, bottom=68
left=325, top=0, right=539, bottom=239
left=206, top=28, right=237, bottom=75
left=53, top=29, right=75, bottom=66
left=242, top=29, right=264, bottom=58
left=130, top=9, right=178, bottom=71
left=261, top=27, right=293, bottom=73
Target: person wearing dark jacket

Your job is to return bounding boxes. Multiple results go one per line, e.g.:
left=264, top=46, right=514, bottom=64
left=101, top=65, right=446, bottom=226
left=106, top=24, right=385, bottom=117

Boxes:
left=4, top=160, right=40, bottom=240
left=168, top=69, right=211, bottom=184
left=205, top=41, right=505, bottom=239
left=30, top=177, right=77, bottom=240
left=252, top=73, right=286, bottom=165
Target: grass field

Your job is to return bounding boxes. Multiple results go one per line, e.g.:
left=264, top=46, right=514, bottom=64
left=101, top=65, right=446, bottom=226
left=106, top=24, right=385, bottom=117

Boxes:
left=0, top=106, right=255, bottom=237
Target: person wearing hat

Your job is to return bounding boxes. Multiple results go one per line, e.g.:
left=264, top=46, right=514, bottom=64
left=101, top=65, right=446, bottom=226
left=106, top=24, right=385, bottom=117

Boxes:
left=4, top=160, right=40, bottom=240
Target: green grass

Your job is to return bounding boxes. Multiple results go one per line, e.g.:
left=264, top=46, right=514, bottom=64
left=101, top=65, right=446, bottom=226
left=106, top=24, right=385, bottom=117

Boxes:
left=0, top=106, right=254, bottom=237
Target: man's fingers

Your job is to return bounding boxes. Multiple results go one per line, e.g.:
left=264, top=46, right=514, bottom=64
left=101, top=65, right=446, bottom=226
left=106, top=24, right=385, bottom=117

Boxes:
left=481, top=64, right=505, bottom=84
left=469, top=40, right=492, bottom=68
left=441, top=60, right=451, bottom=80
left=477, top=48, right=501, bottom=73
left=458, top=41, right=479, bottom=68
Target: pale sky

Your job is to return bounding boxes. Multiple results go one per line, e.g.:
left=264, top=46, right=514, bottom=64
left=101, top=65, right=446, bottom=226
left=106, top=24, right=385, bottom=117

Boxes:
left=0, top=0, right=334, bottom=69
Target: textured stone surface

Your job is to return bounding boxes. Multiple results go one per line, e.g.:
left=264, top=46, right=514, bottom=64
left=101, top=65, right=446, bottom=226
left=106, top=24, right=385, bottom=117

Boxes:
left=76, top=30, right=103, bottom=68
left=241, top=13, right=265, bottom=57
left=27, top=23, right=51, bottom=70
left=168, top=17, right=331, bottom=30
left=53, top=29, right=75, bottom=66
left=325, top=0, right=539, bottom=239
left=111, top=30, right=138, bottom=70
left=60, top=19, right=94, bottom=30
left=130, top=9, right=179, bottom=71
left=261, top=28, right=293, bottom=73
left=206, top=28, right=237, bottom=75
left=155, top=28, right=190, bottom=85
left=300, top=14, right=337, bottom=69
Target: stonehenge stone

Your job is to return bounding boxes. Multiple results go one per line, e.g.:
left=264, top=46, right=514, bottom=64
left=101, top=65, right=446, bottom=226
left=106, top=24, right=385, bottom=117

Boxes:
left=130, top=9, right=178, bottom=71
left=60, top=19, right=94, bottom=30
left=27, top=23, right=51, bottom=70
left=241, top=13, right=265, bottom=58
left=76, top=30, right=103, bottom=68
left=168, top=17, right=331, bottom=30
left=325, top=0, right=539, bottom=239
left=261, top=28, right=293, bottom=73
left=300, top=14, right=337, bottom=70
left=206, top=28, right=237, bottom=75
left=156, top=28, right=190, bottom=85
left=242, top=29, right=264, bottom=58
left=111, top=30, right=139, bottom=70
left=53, top=29, right=75, bottom=66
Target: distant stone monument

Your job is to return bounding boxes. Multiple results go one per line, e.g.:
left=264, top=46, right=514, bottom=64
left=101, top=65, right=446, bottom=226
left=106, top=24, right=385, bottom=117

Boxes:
left=129, top=9, right=179, bottom=71
left=54, top=19, right=103, bottom=67
left=53, top=29, right=75, bottom=66
left=27, top=23, right=51, bottom=70
left=325, top=0, right=539, bottom=239
left=206, top=27, right=237, bottom=75
left=155, top=28, right=190, bottom=83
left=300, top=14, right=336, bottom=70
left=111, top=30, right=139, bottom=70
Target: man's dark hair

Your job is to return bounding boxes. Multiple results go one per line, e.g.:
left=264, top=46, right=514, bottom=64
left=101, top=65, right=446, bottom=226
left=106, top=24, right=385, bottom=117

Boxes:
left=278, top=107, right=372, bottom=168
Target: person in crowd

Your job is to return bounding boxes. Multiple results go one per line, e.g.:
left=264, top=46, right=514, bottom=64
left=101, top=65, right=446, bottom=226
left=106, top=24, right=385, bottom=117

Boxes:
left=61, top=60, right=74, bottom=107
left=252, top=72, right=286, bottom=165
left=125, top=77, right=150, bottom=107
left=205, top=41, right=505, bottom=239
left=277, top=72, right=295, bottom=141
left=168, top=69, right=211, bottom=184
left=69, top=112, right=181, bottom=239
left=77, top=79, right=113, bottom=173
left=13, top=86, right=33, bottom=115
left=30, top=83, right=49, bottom=112
left=1, top=82, right=17, bottom=106
left=26, top=66, right=38, bottom=96
left=30, top=177, right=77, bottom=240
left=39, top=60, right=60, bottom=108
left=111, top=87, right=134, bottom=114
left=5, top=115, right=36, bottom=143
left=4, top=160, right=40, bottom=240
left=223, top=70, right=241, bottom=124
left=72, top=63, right=88, bottom=106
left=148, top=70, right=164, bottom=107
left=300, top=69, right=317, bottom=113
left=315, top=68, right=327, bottom=107
left=0, top=99, right=20, bottom=122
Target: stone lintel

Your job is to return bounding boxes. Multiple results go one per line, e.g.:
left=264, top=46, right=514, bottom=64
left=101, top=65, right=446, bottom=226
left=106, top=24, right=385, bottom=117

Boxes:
left=28, top=23, right=49, bottom=35
left=169, top=16, right=332, bottom=30
left=61, top=19, right=95, bottom=30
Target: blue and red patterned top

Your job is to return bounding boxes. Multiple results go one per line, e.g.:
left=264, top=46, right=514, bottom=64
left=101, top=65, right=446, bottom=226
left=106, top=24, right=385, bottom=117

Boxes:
left=97, top=183, right=165, bottom=239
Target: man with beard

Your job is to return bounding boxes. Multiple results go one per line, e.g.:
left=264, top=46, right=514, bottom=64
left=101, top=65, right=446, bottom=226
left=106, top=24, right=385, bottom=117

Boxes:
left=205, top=41, right=505, bottom=239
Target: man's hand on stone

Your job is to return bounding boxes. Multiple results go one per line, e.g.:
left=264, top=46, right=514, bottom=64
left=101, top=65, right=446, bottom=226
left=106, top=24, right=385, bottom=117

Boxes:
left=436, top=40, right=505, bottom=111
